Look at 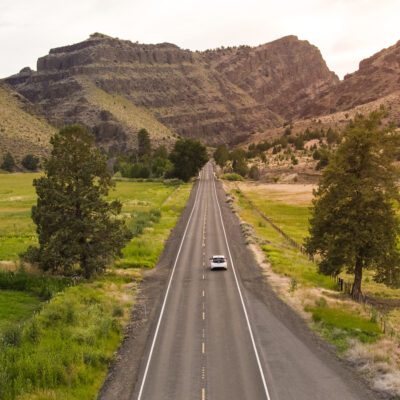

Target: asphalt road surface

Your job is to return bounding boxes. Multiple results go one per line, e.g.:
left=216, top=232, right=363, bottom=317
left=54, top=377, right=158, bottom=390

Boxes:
left=128, top=162, right=379, bottom=400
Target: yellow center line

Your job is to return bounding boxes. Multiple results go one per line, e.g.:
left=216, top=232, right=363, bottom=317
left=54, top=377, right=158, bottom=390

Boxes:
left=202, top=290, right=205, bottom=297
left=202, top=274, right=205, bottom=280
left=202, top=311, right=205, bottom=320
left=202, top=342, right=205, bottom=354
left=202, top=388, right=205, bottom=400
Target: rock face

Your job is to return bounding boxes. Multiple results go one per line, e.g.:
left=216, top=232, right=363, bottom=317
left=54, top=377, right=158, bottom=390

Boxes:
left=300, top=40, right=400, bottom=118
left=4, top=33, right=338, bottom=150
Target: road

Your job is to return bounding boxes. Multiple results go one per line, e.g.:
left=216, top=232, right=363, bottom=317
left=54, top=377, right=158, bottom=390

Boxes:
left=130, top=162, right=378, bottom=400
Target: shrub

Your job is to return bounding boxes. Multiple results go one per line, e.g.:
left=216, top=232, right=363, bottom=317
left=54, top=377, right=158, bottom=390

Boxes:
left=1, top=153, right=15, bottom=172
left=220, top=173, right=244, bottom=181
left=249, top=165, right=260, bottom=180
left=21, top=154, right=39, bottom=171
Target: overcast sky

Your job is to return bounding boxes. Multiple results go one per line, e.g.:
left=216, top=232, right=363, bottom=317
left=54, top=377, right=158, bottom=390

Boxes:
left=1, top=0, right=399, bottom=79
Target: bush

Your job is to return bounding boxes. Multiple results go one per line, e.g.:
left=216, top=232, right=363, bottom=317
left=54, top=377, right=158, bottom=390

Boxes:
left=249, top=165, right=260, bottom=180
left=220, top=173, right=244, bottom=181
left=130, top=208, right=161, bottom=237
left=21, top=154, right=39, bottom=171
left=1, top=153, right=15, bottom=172
left=3, top=326, right=21, bottom=347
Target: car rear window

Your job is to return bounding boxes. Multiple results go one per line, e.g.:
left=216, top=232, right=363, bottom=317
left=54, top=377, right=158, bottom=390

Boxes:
left=213, top=257, right=225, bottom=263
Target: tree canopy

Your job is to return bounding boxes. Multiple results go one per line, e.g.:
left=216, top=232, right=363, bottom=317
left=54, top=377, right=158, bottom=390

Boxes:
left=25, top=125, right=132, bottom=278
left=213, top=145, right=229, bottom=168
left=169, top=139, right=208, bottom=181
left=22, top=154, right=40, bottom=171
left=305, top=111, right=400, bottom=299
left=1, top=152, right=15, bottom=172
left=138, top=128, right=151, bottom=159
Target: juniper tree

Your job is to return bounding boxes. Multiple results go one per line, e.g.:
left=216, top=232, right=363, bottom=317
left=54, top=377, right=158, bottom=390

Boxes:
left=305, top=111, right=400, bottom=299
left=1, top=152, right=15, bottom=172
left=26, top=125, right=132, bottom=278
left=169, top=139, right=208, bottom=181
left=213, top=145, right=229, bottom=168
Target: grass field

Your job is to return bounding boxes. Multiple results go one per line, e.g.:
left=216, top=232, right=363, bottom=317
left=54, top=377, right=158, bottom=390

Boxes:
left=225, top=180, right=400, bottom=394
left=0, top=173, right=192, bottom=399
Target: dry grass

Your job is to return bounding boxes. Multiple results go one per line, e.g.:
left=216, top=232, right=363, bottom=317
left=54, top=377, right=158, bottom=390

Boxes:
left=236, top=182, right=315, bottom=205
left=83, top=81, right=177, bottom=146
left=346, top=338, right=400, bottom=397
left=0, top=84, right=54, bottom=164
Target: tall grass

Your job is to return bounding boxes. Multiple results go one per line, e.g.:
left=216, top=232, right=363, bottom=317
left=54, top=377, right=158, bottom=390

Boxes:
left=0, top=174, right=193, bottom=398
left=0, top=272, right=137, bottom=400
left=0, top=271, right=71, bottom=300
left=305, top=302, right=381, bottom=352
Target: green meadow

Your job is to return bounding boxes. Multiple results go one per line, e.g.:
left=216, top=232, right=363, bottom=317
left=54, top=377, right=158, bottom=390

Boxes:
left=0, top=173, right=192, bottom=399
left=226, top=181, right=400, bottom=352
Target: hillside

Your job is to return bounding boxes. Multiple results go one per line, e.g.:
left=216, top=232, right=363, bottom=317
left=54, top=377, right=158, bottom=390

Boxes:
left=4, top=33, right=338, bottom=150
left=0, top=83, right=55, bottom=166
left=299, top=40, right=400, bottom=118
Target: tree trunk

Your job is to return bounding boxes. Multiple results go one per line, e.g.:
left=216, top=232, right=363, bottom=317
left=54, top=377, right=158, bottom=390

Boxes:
left=351, top=256, right=363, bottom=300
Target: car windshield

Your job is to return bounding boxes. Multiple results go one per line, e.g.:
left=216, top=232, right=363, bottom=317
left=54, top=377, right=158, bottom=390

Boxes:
left=213, top=257, right=225, bottom=263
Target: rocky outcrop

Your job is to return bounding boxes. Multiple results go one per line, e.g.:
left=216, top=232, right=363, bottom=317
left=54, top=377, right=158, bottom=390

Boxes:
left=4, top=33, right=339, bottom=150
left=300, top=40, right=400, bottom=118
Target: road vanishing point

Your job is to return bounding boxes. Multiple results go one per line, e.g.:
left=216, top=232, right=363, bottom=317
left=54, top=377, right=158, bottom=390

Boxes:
left=109, top=163, right=378, bottom=400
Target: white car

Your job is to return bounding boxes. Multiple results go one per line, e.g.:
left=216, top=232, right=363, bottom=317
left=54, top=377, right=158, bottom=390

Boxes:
left=210, top=255, right=228, bottom=270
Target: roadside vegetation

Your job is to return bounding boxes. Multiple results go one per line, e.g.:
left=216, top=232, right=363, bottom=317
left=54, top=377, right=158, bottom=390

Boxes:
left=224, top=177, right=400, bottom=396
left=114, top=128, right=208, bottom=181
left=0, top=125, right=194, bottom=399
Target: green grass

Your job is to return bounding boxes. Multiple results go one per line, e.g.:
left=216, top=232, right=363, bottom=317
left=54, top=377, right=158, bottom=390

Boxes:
left=234, top=190, right=337, bottom=290
left=0, top=290, right=41, bottom=333
left=0, top=173, right=193, bottom=399
left=119, top=183, right=192, bottom=268
left=0, top=271, right=139, bottom=400
left=242, top=192, right=310, bottom=243
left=305, top=303, right=381, bottom=352
left=0, top=173, right=40, bottom=261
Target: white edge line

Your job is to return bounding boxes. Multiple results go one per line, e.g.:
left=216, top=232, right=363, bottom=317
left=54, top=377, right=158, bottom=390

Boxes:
left=211, top=165, right=272, bottom=400
left=136, top=171, right=203, bottom=400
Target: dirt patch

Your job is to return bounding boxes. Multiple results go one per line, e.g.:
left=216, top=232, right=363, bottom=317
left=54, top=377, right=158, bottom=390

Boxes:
left=237, top=182, right=315, bottom=205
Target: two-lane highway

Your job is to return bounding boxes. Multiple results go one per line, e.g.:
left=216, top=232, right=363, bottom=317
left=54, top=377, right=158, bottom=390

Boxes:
left=134, top=163, right=269, bottom=399
left=131, top=162, right=378, bottom=400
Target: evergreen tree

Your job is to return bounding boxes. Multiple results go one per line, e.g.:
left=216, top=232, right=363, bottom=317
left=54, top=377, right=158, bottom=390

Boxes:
left=1, top=152, right=15, bottom=172
left=26, top=125, right=132, bottom=278
left=232, top=158, right=249, bottom=177
left=213, top=145, right=229, bottom=168
left=305, top=111, right=400, bottom=299
left=169, top=139, right=208, bottom=181
left=138, top=128, right=151, bottom=159
left=22, top=154, right=40, bottom=171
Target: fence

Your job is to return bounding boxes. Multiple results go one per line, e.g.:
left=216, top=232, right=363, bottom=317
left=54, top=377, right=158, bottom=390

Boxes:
left=234, top=186, right=313, bottom=260
left=331, top=275, right=400, bottom=340
left=231, top=186, right=400, bottom=341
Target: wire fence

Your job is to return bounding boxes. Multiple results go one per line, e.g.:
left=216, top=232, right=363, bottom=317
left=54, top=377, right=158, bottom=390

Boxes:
left=235, top=186, right=313, bottom=260
left=331, top=274, right=400, bottom=340
left=233, top=186, right=400, bottom=342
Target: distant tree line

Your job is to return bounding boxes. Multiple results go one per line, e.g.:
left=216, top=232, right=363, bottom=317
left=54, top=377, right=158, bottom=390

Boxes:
left=114, top=128, right=208, bottom=182
left=1, top=153, right=40, bottom=172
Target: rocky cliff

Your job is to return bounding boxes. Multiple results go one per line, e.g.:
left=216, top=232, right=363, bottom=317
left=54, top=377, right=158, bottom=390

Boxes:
left=300, top=40, right=400, bottom=118
left=4, top=33, right=339, bottom=150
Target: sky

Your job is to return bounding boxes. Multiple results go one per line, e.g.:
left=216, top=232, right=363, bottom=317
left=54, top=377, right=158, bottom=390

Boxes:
left=1, top=0, right=400, bottom=79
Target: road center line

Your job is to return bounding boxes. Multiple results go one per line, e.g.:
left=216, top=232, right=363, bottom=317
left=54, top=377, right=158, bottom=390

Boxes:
left=211, top=164, right=272, bottom=400
left=136, top=171, right=204, bottom=400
